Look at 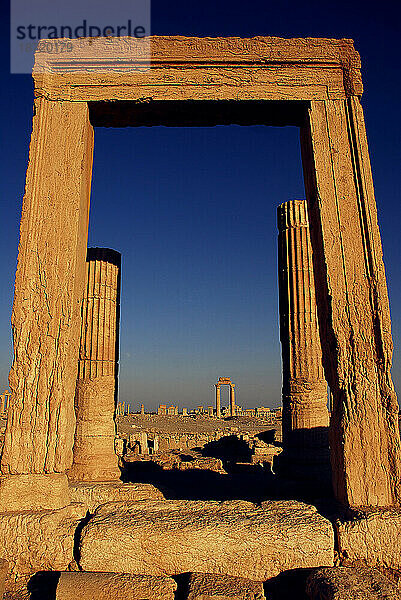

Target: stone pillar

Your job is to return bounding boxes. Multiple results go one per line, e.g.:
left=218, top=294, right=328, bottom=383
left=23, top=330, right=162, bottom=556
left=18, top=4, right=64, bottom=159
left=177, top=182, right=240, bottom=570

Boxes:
left=230, top=385, right=236, bottom=417
left=139, top=432, right=148, bottom=455
left=215, top=385, right=221, bottom=418
left=0, top=98, right=93, bottom=512
left=301, top=98, right=401, bottom=507
left=68, top=248, right=121, bottom=482
left=2, top=391, right=9, bottom=414
left=277, top=199, right=330, bottom=476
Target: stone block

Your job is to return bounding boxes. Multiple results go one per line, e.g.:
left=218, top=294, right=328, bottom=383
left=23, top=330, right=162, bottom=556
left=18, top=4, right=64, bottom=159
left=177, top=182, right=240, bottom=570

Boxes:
left=79, top=499, right=334, bottom=580
left=336, top=509, right=401, bottom=571
left=55, top=572, right=177, bottom=600
left=186, top=572, right=265, bottom=600
left=0, top=473, right=70, bottom=511
left=0, top=504, right=86, bottom=595
left=0, top=559, right=8, bottom=599
left=306, top=566, right=399, bottom=599
left=69, top=482, right=164, bottom=512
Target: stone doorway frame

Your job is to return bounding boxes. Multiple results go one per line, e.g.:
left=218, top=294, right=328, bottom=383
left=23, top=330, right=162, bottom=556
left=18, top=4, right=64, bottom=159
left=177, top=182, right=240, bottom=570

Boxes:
left=215, top=378, right=236, bottom=418
left=0, top=36, right=400, bottom=511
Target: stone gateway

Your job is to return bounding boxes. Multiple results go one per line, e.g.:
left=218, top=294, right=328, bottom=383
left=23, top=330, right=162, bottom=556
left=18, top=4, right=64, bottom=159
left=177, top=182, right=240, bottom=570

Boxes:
left=0, top=36, right=399, bottom=512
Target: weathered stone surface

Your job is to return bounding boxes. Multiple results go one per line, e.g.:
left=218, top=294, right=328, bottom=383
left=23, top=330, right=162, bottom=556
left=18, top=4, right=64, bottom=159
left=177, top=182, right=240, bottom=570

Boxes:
left=0, top=97, right=93, bottom=511
left=152, top=450, right=226, bottom=474
left=69, top=248, right=121, bottom=482
left=251, top=439, right=282, bottom=469
left=306, top=566, right=399, bottom=599
left=0, top=504, right=85, bottom=594
left=55, top=572, right=177, bottom=600
left=33, top=36, right=362, bottom=102
left=0, top=473, right=71, bottom=512
left=76, top=248, right=121, bottom=382
left=79, top=500, right=334, bottom=579
left=0, top=559, right=8, bottom=599
left=186, top=572, right=265, bottom=600
left=69, top=482, right=164, bottom=512
left=4, top=34, right=399, bottom=513
left=177, top=457, right=225, bottom=473
left=68, top=377, right=119, bottom=481
left=277, top=199, right=329, bottom=473
left=301, top=97, right=401, bottom=507
left=336, top=509, right=401, bottom=571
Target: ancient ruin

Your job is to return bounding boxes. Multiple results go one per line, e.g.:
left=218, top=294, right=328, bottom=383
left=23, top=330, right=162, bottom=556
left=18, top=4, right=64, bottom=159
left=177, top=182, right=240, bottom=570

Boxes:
left=0, top=35, right=400, bottom=598
left=215, top=377, right=236, bottom=418
left=0, top=392, right=9, bottom=416
left=68, top=247, right=121, bottom=482
left=277, top=199, right=330, bottom=476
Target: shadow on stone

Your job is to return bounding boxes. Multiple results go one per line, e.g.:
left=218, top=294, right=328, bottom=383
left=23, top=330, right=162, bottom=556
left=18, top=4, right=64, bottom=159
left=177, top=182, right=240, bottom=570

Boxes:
left=172, top=572, right=191, bottom=600
left=121, top=459, right=277, bottom=502
left=201, top=435, right=253, bottom=468
left=73, top=510, right=93, bottom=566
left=255, top=430, right=278, bottom=444
left=275, top=426, right=331, bottom=488
left=121, top=424, right=335, bottom=507
left=264, top=567, right=313, bottom=600
left=27, top=571, right=60, bottom=600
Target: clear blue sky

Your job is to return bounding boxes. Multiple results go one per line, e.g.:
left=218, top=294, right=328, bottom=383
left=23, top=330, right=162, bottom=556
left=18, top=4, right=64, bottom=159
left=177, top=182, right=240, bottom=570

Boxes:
left=1, top=1, right=400, bottom=411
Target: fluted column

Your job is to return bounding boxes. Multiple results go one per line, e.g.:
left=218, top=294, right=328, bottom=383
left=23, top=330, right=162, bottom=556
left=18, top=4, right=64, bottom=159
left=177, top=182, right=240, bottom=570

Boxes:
left=215, top=385, right=221, bottom=418
left=277, top=199, right=329, bottom=474
left=230, top=385, right=236, bottom=417
left=0, top=99, right=93, bottom=512
left=68, top=248, right=121, bottom=482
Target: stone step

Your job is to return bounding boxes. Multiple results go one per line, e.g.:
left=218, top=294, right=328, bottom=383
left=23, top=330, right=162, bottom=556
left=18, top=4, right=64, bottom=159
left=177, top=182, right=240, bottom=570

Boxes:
left=79, top=499, right=334, bottom=580
left=55, top=572, right=177, bottom=600
left=306, top=566, right=400, bottom=599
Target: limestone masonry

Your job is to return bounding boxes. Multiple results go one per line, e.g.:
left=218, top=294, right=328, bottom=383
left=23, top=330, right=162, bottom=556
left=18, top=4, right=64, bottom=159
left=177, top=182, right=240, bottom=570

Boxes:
left=68, top=247, right=121, bottom=482
left=0, top=35, right=400, bottom=598
left=277, top=199, right=330, bottom=477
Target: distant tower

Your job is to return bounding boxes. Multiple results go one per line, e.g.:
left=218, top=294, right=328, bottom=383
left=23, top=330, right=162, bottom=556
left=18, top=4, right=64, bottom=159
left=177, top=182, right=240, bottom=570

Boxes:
left=140, top=403, right=145, bottom=415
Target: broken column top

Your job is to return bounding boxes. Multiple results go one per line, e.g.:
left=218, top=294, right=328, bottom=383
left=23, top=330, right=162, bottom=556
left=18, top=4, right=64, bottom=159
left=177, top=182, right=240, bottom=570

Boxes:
left=87, top=247, right=121, bottom=266
left=277, top=199, right=309, bottom=231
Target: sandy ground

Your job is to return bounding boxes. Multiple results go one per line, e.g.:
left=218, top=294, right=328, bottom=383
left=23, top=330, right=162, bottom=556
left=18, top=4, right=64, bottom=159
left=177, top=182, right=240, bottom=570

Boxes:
left=117, top=414, right=280, bottom=437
